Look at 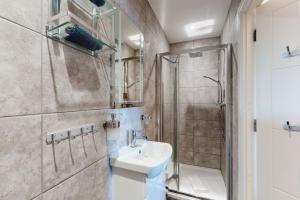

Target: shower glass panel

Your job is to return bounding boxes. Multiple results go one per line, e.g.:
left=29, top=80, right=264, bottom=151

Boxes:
left=160, top=55, right=179, bottom=189
left=159, top=44, right=232, bottom=200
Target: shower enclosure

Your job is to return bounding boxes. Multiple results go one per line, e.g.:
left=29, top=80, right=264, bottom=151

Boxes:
left=157, top=44, right=232, bottom=200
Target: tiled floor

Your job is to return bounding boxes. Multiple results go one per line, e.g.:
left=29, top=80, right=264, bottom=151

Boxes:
left=168, top=164, right=226, bottom=200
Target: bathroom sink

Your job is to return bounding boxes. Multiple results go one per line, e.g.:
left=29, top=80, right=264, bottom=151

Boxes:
left=110, top=140, right=172, bottom=178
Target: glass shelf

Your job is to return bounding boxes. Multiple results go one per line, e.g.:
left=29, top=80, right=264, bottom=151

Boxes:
left=47, top=0, right=117, bottom=56
left=47, top=10, right=117, bottom=56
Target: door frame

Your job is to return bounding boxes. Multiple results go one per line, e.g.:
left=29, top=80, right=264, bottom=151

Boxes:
left=237, top=0, right=266, bottom=200
left=241, top=0, right=276, bottom=200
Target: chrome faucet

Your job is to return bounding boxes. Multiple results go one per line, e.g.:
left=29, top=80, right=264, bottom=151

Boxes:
left=129, top=130, right=147, bottom=148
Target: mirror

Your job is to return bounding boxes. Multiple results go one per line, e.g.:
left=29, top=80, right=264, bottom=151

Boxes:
left=112, top=11, right=144, bottom=108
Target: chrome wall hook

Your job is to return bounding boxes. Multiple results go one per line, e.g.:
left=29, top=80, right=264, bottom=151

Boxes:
left=81, top=127, right=88, bottom=136
left=68, top=130, right=76, bottom=140
left=283, top=121, right=300, bottom=132
left=286, top=121, right=291, bottom=130
left=91, top=125, right=95, bottom=134
left=46, top=124, right=97, bottom=145
left=283, top=45, right=300, bottom=58
left=286, top=46, right=292, bottom=56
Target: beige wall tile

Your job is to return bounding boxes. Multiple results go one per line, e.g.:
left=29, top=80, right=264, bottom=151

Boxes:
left=32, top=196, right=42, bottom=200
left=0, top=115, right=42, bottom=200
left=179, top=151, right=194, bottom=165
left=42, top=158, right=110, bottom=200
left=0, top=0, right=42, bottom=32
left=179, top=88, right=195, bottom=104
left=170, top=41, right=194, bottom=52
left=179, top=135, right=194, bottom=152
left=179, top=56, right=195, bottom=72
left=193, top=37, right=220, bottom=48
left=179, top=71, right=195, bottom=88
left=143, top=39, right=157, bottom=82
left=42, top=38, right=111, bottom=113
left=179, top=119, right=195, bottom=133
left=194, top=104, right=221, bottom=121
left=194, top=137, right=221, bottom=155
left=194, top=120, right=222, bottom=138
left=117, top=0, right=143, bottom=30
left=190, top=51, right=220, bottom=72
left=194, top=87, right=218, bottom=104
left=179, top=104, right=196, bottom=120
left=0, top=19, right=42, bottom=117
left=194, top=153, right=220, bottom=169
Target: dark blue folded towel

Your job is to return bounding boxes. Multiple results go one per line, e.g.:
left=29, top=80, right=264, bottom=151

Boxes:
left=64, top=24, right=103, bottom=51
left=90, top=0, right=106, bottom=7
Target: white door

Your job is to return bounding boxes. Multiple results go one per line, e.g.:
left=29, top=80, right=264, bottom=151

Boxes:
left=254, top=0, right=300, bottom=200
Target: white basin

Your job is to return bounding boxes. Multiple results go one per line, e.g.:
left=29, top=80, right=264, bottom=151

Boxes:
left=110, top=140, right=173, bottom=178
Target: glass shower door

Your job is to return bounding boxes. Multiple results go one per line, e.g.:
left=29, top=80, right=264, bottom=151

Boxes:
left=159, top=44, right=232, bottom=200
left=160, top=55, right=180, bottom=192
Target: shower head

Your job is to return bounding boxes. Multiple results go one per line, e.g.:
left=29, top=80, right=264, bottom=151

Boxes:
left=203, top=75, right=223, bottom=105
left=189, top=51, right=203, bottom=58
left=203, top=75, right=219, bottom=84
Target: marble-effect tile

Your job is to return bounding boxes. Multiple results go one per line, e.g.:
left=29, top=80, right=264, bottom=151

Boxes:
left=0, top=115, right=42, bottom=200
left=42, top=158, right=110, bottom=200
left=42, top=38, right=111, bottom=113
left=0, top=0, right=42, bottom=32
left=0, top=18, right=42, bottom=117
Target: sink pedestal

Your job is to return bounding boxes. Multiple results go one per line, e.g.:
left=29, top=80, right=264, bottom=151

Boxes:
left=112, top=167, right=166, bottom=200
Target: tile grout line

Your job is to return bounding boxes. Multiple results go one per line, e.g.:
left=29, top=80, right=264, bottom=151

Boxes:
left=0, top=15, right=42, bottom=35
left=40, top=5, right=44, bottom=196
left=29, top=156, right=107, bottom=200
left=41, top=114, right=44, bottom=200
left=40, top=157, right=107, bottom=196
left=0, top=104, right=145, bottom=119
left=0, top=107, right=113, bottom=119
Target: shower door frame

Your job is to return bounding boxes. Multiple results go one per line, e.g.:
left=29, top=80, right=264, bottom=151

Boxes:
left=157, top=54, right=181, bottom=191
left=157, top=44, right=233, bottom=200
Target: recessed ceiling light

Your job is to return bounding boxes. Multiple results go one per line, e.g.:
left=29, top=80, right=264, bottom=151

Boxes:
left=185, top=19, right=215, bottom=37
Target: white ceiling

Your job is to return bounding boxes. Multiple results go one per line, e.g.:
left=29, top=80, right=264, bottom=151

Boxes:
left=148, top=0, right=232, bottom=43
